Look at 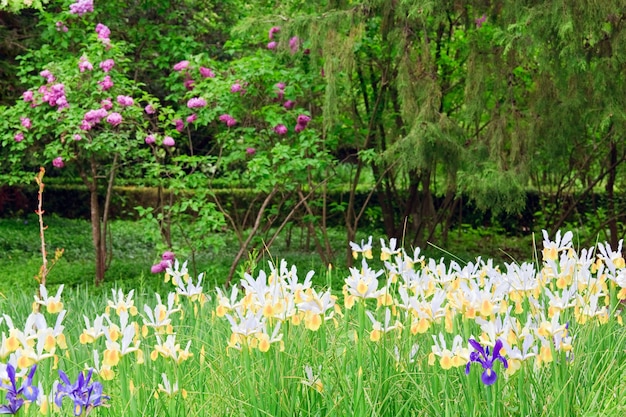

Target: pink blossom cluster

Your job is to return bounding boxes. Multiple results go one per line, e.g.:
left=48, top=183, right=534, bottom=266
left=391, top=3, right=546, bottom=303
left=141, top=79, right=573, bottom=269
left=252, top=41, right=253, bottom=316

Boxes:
left=186, top=114, right=197, bottom=124
left=295, top=114, right=311, bottom=132
left=99, top=59, right=115, bottom=73
left=274, top=124, right=287, bottom=135
left=173, top=60, right=189, bottom=72
left=199, top=67, right=215, bottom=78
left=95, top=23, right=111, bottom=48
left=187, top=97, right=206, bottom=108
left=268, top=26, right=280, bottom=50
left=231, top=82, right=246, bottom=95
left=219, top=114, right=237, bottom=127
left=40, top=70, right=55, bottom=84
left=101, top=99, right=112, bottom=110
left=98, top=76, right=113, bottom=91
left=145, top=104, right=156, bottom=114
left=150, top=251, right=176, bottom=274
left=52, top=157, right=64, bottom=168
left=289, top=36, right=299, bottom=54
left=145, top=134, right=156, bottom=144
left=20, top=117, right=32, bottom=129
left=39, top=83, right=68, bottom=110
left=14, top=133, right=24, bottom=142
left=107, top=112, right=122, bottom=126
left=163, top=136, right=175, bottom=147
left=78, top=56, right=93, bottom=72
left=174, top=119, right=184, bottom=132
left=284, top=100, right=295, bottom=110
left=116, top=95, right=134, bottom=107
left=69, top=0, right=93, bottom=16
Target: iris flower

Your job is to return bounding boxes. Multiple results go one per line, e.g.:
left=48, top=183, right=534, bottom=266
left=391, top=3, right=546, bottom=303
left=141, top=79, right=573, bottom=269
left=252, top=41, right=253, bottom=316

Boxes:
left=465, top=338, right=508, bottom=385
left=0, top=364, right=38, bottom=414
left=55, top=369, right=108, bottom=416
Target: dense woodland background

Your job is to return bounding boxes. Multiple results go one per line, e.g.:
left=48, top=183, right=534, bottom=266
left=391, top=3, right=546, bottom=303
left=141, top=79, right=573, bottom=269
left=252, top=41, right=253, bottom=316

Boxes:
left=1, top=0, right=625, bottom=284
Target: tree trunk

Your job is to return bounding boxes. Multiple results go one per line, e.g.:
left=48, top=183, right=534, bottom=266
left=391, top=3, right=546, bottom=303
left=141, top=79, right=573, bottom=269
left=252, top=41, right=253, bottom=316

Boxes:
left=606, top=138, right=618, bottom=248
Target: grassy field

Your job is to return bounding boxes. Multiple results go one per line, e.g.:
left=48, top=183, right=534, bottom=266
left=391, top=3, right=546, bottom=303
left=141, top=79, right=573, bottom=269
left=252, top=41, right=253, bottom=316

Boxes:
left=0, top=226, right=624, bottom=416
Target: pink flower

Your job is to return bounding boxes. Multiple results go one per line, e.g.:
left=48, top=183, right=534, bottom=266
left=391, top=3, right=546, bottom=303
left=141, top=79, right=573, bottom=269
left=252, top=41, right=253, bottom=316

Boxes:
left=297, top=114, right=311, bottom=125
left=276, top=83, right=286, bottom=90
left=78, top=56, right=93, bottom=72
left=55, top=21, right=68, bottom=32
left=163, top=136, right=175, bottom=147
left=99, top=59, right=115, bottom=73
left=20, top=117, right=32, bottom=129
left=199, top=67, right=215, bottom=78
left=295, top=123, right=305, bottom=133
left=22, top=91, right=34, bottom=102
left=14, top=132, right=24, bottom=142
left=267, top=41, right=277, bottom=50
left=145, top=104, right=156, bottom=114
left=274, top=124, right=288, bottom=135
left=150, top=263, right=165, bottom=274
left=145, top=134, right=156, bottom=144
left=98, top=76, right=114, bottom=91
left=187, top=97, right=207, bottom=108
left=283, top=100, right=295, bottom=110
left=230, top=83, right=242, bottom=93
left=289, top=36, right=299, bottom=54
left=80, top=120, right=92, bottom=131
left=117, top=95, right=134, bottom=107
left=184, top=77, right=195, bottom=90
left=246, top=147, right=256, bottom=155
left=52, top=157, right=64, bottom=168
left=84, top=108, right=108, bottom=124
left=73, top=134, right=82, bottom=141
left=218, top=114, right=236, bottom=127
left=69, top=0, right=93, bottom=16
left=173, top=60, right=189, bottom=71
left=269, top=26, right=280, bottom=40
left=40, top=70, right=55, bottom=83
left=95, top=23, right=110, bottom=40
left=475, top=14, right=487, bottom=29
left=174, top=119, right=184, bottom=132
left=101, top=99, right=112, bottom=110
left=162, top=251, right=175, bottom=262
left=186, top=113, right=197, bottom=123
left=106, top=112, right=123, bottom=126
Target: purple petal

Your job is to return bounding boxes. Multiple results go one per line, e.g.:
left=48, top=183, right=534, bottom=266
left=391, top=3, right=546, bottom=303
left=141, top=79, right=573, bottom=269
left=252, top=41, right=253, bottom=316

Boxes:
left=481, top=368, right=498, bottom=385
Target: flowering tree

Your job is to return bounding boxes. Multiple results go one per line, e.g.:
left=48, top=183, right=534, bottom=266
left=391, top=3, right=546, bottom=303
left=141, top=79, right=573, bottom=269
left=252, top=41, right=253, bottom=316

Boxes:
left=0, top=3, right=162, bottom=285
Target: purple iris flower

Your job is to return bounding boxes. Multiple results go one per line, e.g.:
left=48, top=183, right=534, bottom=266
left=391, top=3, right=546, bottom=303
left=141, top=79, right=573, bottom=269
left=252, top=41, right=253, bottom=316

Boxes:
left=465, top=339, right=508, bottom=386
left=55, top=369, right=108, bottom=416
left=0, top=364, right=38, bottom=414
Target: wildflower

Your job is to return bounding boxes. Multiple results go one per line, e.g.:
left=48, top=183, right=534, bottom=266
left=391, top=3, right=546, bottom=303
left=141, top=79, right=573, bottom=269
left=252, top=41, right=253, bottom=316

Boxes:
left=99, top=59, right=115, bottom=73
left=187, top=97, right=206, bottom=108
left=430, top=333, right=469, bottom=369
left=173, top=60, right=190, bottom=71
left=145, top=104, right=156, bottom=114
left=366, top=308, right=403, bottom=341
left=107, top=289, right=138, bottom=317
left=542, top=230, right=573, bottom=261
left=0, top=363, right=38, bottom=414
left=284, top=100, right=295, bottom=110
left=55, top=369, right=108, bottom=416
left=199, top=67, right=215, bottom=78
left=301, top=365, right=323, bottom=393
left=84, top=108, right=108, bottom=125
left=230, top=83, right=242, bottom=93
left=73, top=134, right=82, bottom=141
left=116, top=95, right=134, bottom=107
left=34, top=284, right=64, bottom=314
left=145, top=135, right=156, bottom=145
left=162, top=136, right=175, bottom=147
left=151, top=334, right=192, bottom=363
left=344, top=258, right=383, bottom=301
left=79, top=314, right=107, bottom=344
left=349, top=236, right=373, bottom=259
left=274, top=124, right=288, bottom=135
left=14, top=133, right=24, bottom=142
left=186, top=114, right=197, bottom=124
left=269, top=26, right=280, bottom=40
left=98, top=76, right=114, bottom=91
left=267, top=41, right=277, bottom=50
left=465, top=338, right=508, bottom=385
left=143, top=293, right=181, bottom=334
left=246, top=147, right=256, bottom=155
left=106, top=112, right=122, bottom=126
left=22, top=91, right=33, bottom=102
left=155, top=373, right=187, bottom=399
left=69, top=0, right=93, bottom=16
left=184, top=77, right=194, bottom=90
